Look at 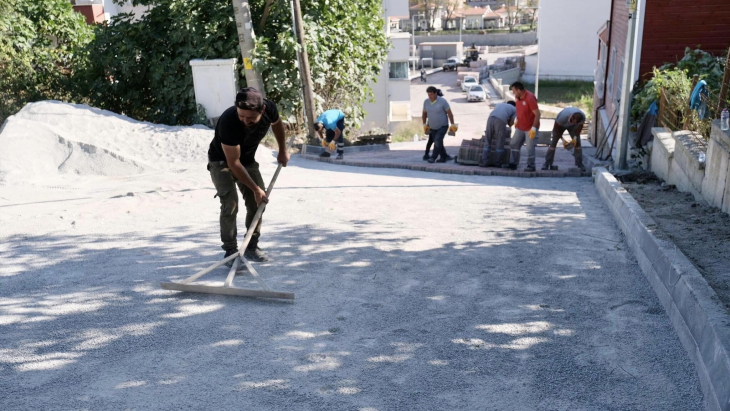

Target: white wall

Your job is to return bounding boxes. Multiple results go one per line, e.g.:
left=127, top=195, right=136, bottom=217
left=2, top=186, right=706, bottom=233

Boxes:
left=362, top=68, right=389, bottom=132
left=537, top=0, right=610, bottom=80
left=522, top=53, right=538, bottom=83
left=389, top=35, right=411, bottom=61
left=362, top=0, right=412, bottom=132
left=385, top=0, right=410, bottom=18
left=102, top=0, right=149, bottom=21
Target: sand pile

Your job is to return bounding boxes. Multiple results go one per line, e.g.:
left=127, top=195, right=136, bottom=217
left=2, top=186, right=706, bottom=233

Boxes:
left=0, top=101, right=214, bottom=182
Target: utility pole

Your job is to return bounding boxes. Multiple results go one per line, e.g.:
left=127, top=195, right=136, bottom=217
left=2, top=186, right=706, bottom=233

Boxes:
left=291, top=0, right=317, bottom=141
left=616, top=0, right=638, bottom=169
left=232, top=0, right=265, bottom=95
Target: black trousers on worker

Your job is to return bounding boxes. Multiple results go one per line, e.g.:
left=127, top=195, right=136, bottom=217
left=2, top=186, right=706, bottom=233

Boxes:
left=208, top=160, right=265, bottom=252
left=428, top=126, right=449, bottom=161
left=325, top=118, right=346, bottom=155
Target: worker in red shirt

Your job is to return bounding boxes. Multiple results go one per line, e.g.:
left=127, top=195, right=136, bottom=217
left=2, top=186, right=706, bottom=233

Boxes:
left=504, top=82, right=541, bottom=171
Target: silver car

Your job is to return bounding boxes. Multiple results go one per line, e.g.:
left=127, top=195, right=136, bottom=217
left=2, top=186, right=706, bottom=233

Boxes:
left=467, top=85, right=487, bottom=102
left=461, top=76, right=478, bottom=92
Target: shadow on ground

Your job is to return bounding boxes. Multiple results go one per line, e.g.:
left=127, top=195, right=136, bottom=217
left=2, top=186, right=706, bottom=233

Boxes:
left=0, top=179, right=704, bottom=410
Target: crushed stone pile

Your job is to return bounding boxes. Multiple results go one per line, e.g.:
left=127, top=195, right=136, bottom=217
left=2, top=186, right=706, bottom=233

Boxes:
left=0, top=101, right=215, bottom=182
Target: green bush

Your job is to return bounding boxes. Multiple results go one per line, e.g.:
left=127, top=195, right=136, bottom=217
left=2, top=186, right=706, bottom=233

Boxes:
left=76, top=0, right=241, bottom=126
left=631, top=47, right=725, bottom=123
left=251, top=0, right=389, bottom=129
left=0, top=0, right=93, bottom=123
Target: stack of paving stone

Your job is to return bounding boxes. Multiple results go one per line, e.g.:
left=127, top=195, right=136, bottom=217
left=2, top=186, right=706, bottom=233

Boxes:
left=456, top=136, right=511, bottom=166
left=457, top=138, right=485, bottom=165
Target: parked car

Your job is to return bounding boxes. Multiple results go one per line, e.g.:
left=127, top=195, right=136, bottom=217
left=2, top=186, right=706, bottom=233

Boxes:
left=461, top=76, right=478, bottom=92
left=443, top=57, right=460, bottom=71
left=467, top=85, right=487, bottom=102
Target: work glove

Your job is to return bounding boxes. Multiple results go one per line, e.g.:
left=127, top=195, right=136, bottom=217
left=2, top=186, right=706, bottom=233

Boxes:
left=328, top=141, right=336, bottom=151
left=448, top=123, right=458, bottom=136
left=528, top=127, right=537, bottom=140
left=563, top=138, right=575, bottom=151
left=423, top=123, right=430, bottom=134
left=321, top=139, right=328, bottom=148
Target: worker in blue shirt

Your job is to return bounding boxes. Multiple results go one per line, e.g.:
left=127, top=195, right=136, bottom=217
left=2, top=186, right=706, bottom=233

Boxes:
left=314, top=109, right=346, bottom=160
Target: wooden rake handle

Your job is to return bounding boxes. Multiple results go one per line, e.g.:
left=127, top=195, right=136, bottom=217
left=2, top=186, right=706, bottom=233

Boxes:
left=181, top=137, right=294, bottom=283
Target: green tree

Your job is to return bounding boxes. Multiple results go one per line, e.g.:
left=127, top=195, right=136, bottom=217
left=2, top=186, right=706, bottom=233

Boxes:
left=250, top=0, right=389, bottom=127
left=0, top=0, right=93, bottom=124
left=77, top=0, right=240, bottom=125
left=77, top=0, right=389, bottom=128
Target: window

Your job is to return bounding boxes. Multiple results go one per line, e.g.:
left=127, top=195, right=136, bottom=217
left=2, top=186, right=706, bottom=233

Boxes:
left=389, top=62, right=409, bottom=80
left=595, top=40, right=608, bottom=99
left=615, top=59, right=625, bottom=105
left=606, top=47, right=617, bottom=99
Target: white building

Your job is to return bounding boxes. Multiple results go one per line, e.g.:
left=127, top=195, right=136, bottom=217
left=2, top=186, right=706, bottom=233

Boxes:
left=362, top=0, right=412, bottom=132
left=100, top=0, right=149, bottom=21
left=533, top=0, right=611, bottom=81
left=70, top=0, right=149, bottom=22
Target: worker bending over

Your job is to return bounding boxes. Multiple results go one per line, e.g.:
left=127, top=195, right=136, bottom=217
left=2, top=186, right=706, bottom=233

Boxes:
left=206, top=87, right=289, bottom=263
left=505, top=82, right=541, bottom=171
left=314, top=109, right=346, bottom=160
left=480, top=101, right=516, bottom=168
left=542, top=107, right=587, bottom=172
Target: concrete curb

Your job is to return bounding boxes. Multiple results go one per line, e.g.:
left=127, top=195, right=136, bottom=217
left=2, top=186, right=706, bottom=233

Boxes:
left=297, top=154, right=591, bottom=178
left=593, top=167, right=730, bottom=411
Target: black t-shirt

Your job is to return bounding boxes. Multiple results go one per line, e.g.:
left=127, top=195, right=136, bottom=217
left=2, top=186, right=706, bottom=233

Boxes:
left=207, top=100, right=280, bottom=165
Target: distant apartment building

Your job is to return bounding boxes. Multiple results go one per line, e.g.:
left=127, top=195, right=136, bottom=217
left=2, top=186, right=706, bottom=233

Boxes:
left=362, top=0, right=413, bottom=132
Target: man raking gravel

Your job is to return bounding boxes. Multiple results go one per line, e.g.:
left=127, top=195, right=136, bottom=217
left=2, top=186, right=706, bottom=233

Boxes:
left=206, top=87, right=289, bottom=264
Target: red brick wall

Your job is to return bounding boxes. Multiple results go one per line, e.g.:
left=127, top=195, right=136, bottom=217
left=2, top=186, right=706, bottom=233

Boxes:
left=73, top=5, right=105, bottom=25
left=640, top=0, right=730, bottom=79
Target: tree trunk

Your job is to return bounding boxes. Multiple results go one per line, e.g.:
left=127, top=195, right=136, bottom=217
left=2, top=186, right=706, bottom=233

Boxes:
left=291, top=0, right=317, bottom=141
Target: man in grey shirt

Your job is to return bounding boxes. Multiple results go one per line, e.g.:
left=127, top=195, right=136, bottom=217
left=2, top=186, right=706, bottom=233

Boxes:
left=480, top=101, right=516, bottom=167
left=422, top=86, right=455, bottom=163
left=542, top=107, right=586, bottom=171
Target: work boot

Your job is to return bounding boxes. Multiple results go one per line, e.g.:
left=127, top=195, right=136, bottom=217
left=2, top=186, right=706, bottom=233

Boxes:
left=244, top=246, right=269, bottom=262
left=525, top=165, right=536, bottom=172
left=577, top=164, right=587, bottom=172
left=423, top=154, right=430, bottom=161
left=335, top=153, right=344, bottom=160
left=444, top=154, right=454, bottom=161
left=502, top=163, right=517, bottom=170
left=541, top=163, right=551, bottom=171
left=224, top=248, right=239, bottom=267
left=436, top=157, right=448, bottom=163
left=427, top=158, right=436, bottom=163
left=319, top=152, right=331, bottom=158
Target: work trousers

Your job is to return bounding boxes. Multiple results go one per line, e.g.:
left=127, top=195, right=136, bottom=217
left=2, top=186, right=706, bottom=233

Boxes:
left=543, top=126, right=584, bottom=168
left=509, top=128, right=538, bottom=168
left=325, top=118, right=346, bottom=155
left=481, top=117, right=509, bottom=166
left=208, top=161, right=265, bottom=252
left=429, top=125, right=449, bottom=161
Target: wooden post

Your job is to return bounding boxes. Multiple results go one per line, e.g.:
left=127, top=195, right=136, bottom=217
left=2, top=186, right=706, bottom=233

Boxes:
left=657, top=88, right=666, bottom=128
left=684, top=74, right=699, bottom=129
left=232, top=0, right=266, bottom=95
left=717, top=47, right=730, bottom=115
left=291, top=0, right=317, bottom=142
